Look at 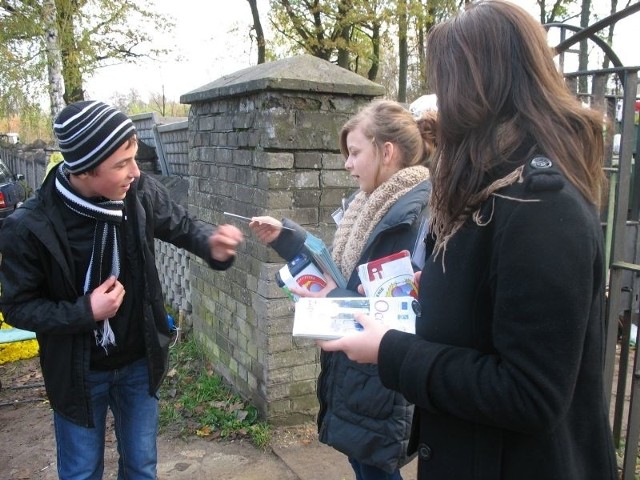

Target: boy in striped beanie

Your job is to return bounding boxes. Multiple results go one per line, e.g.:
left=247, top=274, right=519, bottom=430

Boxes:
left=54, top=100, right=136, bottom=174
left=0, top=100, right=244, bottom=479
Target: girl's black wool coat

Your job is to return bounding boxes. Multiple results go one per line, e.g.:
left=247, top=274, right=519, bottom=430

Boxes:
left=378, top=160, right=618, bottom=480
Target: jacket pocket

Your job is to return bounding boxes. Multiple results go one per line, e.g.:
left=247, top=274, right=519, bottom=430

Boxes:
left=343, top=362, right=395, bottom=418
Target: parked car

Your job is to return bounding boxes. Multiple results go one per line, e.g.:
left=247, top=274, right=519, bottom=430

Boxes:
left=0, top=157, right=28, bottom=226
left=0, top=132, right=20, bottom=144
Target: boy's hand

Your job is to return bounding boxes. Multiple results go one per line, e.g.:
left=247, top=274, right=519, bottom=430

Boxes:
left=209, top=224, right=244, bottom=261
left=90, top=276, right=125, bottom=321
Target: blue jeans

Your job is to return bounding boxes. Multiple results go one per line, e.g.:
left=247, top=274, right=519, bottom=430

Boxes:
left=349, top=457, right=403, bottom=480
left=54, top=358, right=158, bottom=480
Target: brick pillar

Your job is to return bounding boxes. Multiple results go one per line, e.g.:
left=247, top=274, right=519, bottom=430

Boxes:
left=181, top=54, right=384, bottom=424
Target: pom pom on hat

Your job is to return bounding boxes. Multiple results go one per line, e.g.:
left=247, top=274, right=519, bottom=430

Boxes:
left=54, top=100, right=136, bottom=174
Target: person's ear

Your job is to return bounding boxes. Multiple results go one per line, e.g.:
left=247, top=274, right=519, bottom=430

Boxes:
left=382, top=142, right=395, bottom=165
left=73, top=170, right=96, bottom=179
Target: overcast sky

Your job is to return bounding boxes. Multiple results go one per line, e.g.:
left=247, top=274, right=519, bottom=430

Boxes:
left=84, top=0, right=639, bottom=105
left=84, top=0, right=269, bottom=103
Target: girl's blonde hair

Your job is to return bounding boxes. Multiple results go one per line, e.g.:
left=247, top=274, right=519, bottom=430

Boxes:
left=339, top=99, right=437, bottom=170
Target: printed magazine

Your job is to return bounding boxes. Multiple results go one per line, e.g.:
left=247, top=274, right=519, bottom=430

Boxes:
left=357, top=250, right=418, bottom=299
left=292, top=296, right=419, bottom=340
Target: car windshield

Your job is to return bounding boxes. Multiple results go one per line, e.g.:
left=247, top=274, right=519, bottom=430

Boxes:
left=0, top=160, right=14, bottom=184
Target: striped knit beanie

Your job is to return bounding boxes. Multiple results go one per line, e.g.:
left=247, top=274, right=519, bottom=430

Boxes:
left=54, top=100, right=136, bottom=174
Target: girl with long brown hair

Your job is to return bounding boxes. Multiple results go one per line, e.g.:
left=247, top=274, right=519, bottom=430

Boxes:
left=319, top=2, right=618, bottom=479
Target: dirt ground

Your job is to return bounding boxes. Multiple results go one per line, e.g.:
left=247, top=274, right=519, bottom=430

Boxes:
left=1, top=357, right=55, bottom=478
left=2, top=348, right=634, bottom=479
left=0, top=356, right=318, bottom=480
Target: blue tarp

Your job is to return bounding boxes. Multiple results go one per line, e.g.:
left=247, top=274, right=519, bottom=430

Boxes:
left=0, top=327, right=36, bottom=344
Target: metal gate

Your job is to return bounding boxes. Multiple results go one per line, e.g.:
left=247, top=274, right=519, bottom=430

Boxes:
left=549, top=4, right=640, bottom=477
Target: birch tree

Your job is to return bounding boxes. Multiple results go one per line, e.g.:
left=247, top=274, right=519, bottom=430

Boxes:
left=43, top=0, right=65, bottom=119
left=0, top=0, right=173, bottom=114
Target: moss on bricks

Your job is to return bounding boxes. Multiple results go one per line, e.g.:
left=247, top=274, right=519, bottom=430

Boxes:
left=267, top=399, right=292, bottom=416
left=292, top=363, right=320, bottom=382
left=291, top=394, right=320, bottom=413
left=289, top=379, right=317, bottom=397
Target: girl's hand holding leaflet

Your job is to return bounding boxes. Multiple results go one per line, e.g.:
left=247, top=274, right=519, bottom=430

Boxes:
left=322, top=270, right=421, bottom=362
left=317, top=313, right=389, bottom=364
left=249, top=216, right=282, bottom=244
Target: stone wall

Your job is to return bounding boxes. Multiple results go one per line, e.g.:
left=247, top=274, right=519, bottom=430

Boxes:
left=130, top=112, right=160, bottom=147
left=158, top=121, right=190, bottom=176
left=180, top=54, right=384, bottom=424
left=139, top=117, right=192, bottom=321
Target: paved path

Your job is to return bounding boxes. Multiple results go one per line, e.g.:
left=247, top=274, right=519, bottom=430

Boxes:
left=0, top=396, right=417, bottom=480
left=1, top=356, right=418, bottom=480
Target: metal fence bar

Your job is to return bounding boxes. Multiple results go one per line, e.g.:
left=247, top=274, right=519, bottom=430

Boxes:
left=604, top=264, right=639, bottom=480
left=622, top=314, right=640, bottom=479
left=604, top=71, right=639, bottom=405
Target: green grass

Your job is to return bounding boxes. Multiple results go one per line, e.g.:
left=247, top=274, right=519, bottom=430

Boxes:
left=158, top=335, right=271, bottom=449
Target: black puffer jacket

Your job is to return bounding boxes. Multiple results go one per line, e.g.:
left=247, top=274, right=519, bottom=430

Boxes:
left=270, top=180, right=431, bottom=473
left=0, top=172, right=233, bottom=427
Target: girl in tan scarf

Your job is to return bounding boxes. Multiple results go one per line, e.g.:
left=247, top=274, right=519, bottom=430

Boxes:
left=250, top=99, right=436, bottom=480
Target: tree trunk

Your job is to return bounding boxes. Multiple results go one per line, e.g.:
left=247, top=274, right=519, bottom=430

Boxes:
left=336, top=1, right=352, bottom=69
left=537, top=0, right=565, bottom=24
left=44, top=0, right=66, bottom=119
left=416, top=7, right=426, bottom=94
left=578, top=0, right=591, bottom=95
left=367, top=22, right=380, bottom=81
left=332, top=1, right=353, bottom=70
left=55, top=0, right=85, bottom=103
left=602, top=0, right=618, bottom=69
left=398, top=0, right=408, bottom=103
left=247, top=0, right=266, bottom=64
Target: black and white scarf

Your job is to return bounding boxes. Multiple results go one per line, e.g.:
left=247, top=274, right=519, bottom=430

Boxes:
left=55, top=164, right=124, bottom=350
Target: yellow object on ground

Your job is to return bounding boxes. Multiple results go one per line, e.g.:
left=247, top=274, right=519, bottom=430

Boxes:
left=45, top=151, right=64, bottom=179
left=0, top=314, right=39, bottom=365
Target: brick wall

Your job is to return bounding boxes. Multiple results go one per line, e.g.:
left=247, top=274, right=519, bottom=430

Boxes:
left=158, top=121, right=189, bottom=176
left=181, top=54, right=384, bottom=424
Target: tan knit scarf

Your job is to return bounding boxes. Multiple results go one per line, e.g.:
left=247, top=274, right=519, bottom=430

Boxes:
left=332, top=165, right=430, bottom=279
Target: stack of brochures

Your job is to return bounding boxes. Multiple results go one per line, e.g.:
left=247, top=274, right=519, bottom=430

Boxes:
left=276, top=252, right=327, bottom=301
left=357, top=250, right=418, bottom=299
left=292, top=296, right=418, bottom=340
left=303, top=232, right=347, bottom=289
